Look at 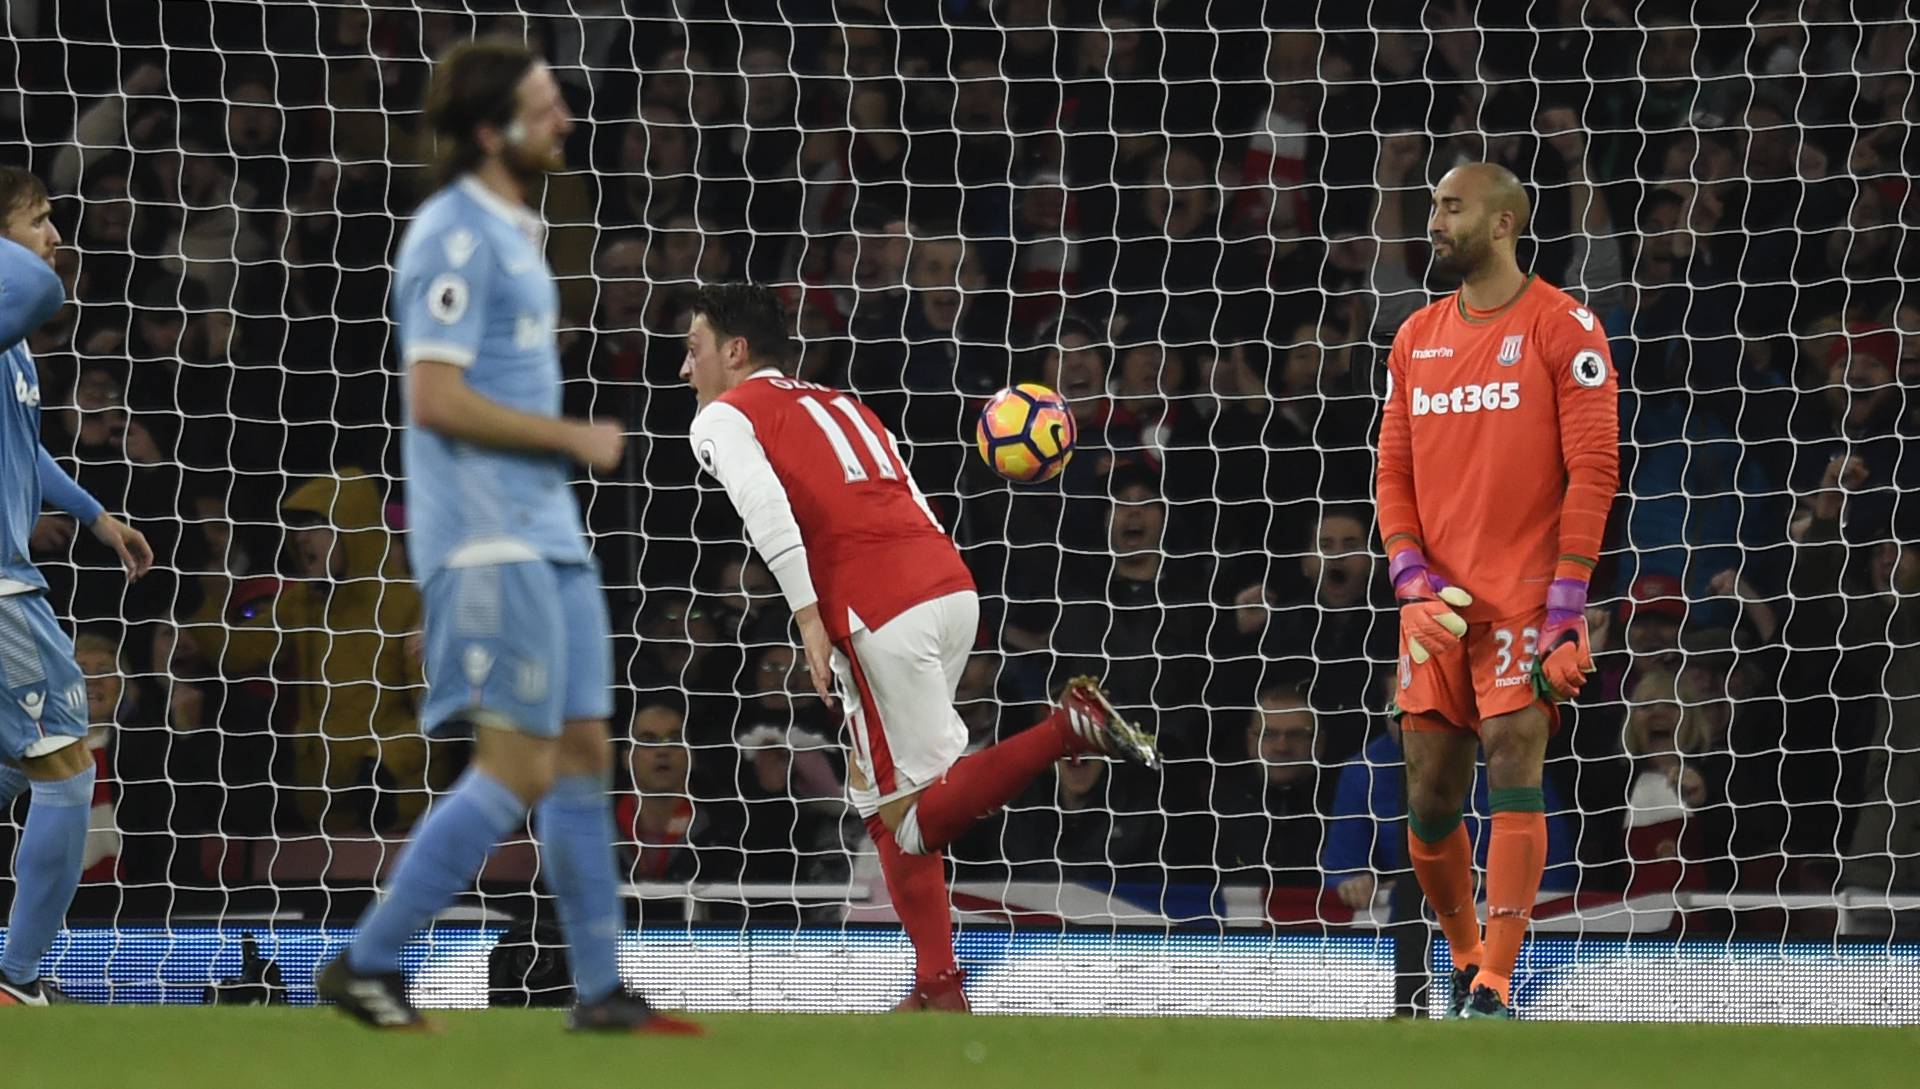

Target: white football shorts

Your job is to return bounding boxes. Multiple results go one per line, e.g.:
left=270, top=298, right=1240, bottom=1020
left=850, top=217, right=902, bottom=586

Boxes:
left=834, top=590, right=977, bottom=819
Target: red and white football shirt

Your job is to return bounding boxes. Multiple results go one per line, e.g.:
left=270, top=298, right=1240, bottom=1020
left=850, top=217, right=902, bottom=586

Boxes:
left=689, top=369, right=975, bottom=641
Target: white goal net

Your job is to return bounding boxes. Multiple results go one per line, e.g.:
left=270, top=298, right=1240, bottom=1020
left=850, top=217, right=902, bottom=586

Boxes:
left=4, top=0, right=1919, bottom=1021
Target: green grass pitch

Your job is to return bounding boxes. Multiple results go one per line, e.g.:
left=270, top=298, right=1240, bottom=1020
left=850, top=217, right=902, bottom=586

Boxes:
left=8, top=1008, right=1916, bottom=1089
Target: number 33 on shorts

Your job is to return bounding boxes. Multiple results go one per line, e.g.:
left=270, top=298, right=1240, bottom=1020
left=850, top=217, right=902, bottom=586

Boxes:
left=1396, top=614, right=1549, bottom=725
left=1490, top=626, right=1539, bottom=678
left=1469, top=620, right=1550, bottom=719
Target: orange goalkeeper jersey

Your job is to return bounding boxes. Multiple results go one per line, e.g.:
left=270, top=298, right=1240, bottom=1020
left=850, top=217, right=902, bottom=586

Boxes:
left=1375, top=275, right=1620, bottom=621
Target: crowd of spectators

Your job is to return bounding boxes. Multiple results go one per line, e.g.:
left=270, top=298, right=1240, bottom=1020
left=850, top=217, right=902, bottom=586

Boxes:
left=3, top=0, right=1918, bottom=929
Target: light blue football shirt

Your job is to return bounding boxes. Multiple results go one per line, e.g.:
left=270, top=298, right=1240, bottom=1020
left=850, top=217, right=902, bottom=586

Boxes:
left=393, top=177, right=589, bottom=582
left=1, top=236, right=101, bottom=591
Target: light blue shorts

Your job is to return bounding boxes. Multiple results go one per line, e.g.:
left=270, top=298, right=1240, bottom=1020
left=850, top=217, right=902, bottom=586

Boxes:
left=0, top=592, right=89, bottom=760
left=419, top=559, right=613, bottom=737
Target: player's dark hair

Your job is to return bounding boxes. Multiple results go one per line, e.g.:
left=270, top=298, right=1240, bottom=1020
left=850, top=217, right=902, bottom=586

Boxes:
left=0, top=166, right=48, bottom=232
left=423, top=37, right=540, bottom=187
left=691, top=282, right=794, bottom=370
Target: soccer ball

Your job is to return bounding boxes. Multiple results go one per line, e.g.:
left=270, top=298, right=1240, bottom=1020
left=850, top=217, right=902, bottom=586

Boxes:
left=976, top=383, right=1076, bottom=483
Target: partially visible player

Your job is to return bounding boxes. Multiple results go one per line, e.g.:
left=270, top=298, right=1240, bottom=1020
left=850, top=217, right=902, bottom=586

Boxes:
left=0, top=166, right=153, bottom=1005
left=1376, top=162, right=1619, bottom=1018
left=682, top=283, right=1158, bottom=1012
left=315, top=40, right=696, bottom=1034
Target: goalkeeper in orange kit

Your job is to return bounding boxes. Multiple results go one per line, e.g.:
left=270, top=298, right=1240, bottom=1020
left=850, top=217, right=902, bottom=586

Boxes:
left=1374, top=162, right=1620, bottom=1019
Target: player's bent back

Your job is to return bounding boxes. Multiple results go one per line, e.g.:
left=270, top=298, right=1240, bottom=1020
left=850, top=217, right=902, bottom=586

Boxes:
left=690, top=372, right=974, bottom=644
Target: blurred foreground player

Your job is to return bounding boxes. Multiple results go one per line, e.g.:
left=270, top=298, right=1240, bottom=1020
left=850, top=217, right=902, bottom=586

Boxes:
left=682, top=283, right=1158, bottom=1012
left=1375, top=163, right=1619, bottom=1018
left=315, top=40, right=696, bottom=1035
left=0, top=166, right=153, bottom=1005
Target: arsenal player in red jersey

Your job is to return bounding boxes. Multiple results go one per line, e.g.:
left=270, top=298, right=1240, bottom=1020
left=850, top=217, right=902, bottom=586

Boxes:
left=1376, top=163, right=1619, bottom=1019
left=682, top=283, right=1158, bottom=1012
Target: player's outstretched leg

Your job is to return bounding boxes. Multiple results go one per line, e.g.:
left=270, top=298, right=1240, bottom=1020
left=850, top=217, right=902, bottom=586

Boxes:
left=0, top=758, right=94, bottom=1006
left=865, top=815, right=966, bottom=1013
left=894, top=677, right=1156, bottom=857
left=318, top=765, right=531, bottom=1029
left=860, top=678, right=1154, bottom=1011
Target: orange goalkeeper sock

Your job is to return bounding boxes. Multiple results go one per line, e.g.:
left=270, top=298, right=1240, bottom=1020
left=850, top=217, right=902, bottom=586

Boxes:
left=1407, top=819, right=1483, bottom=971
left=1478, top=793, right=1548, bottom=1004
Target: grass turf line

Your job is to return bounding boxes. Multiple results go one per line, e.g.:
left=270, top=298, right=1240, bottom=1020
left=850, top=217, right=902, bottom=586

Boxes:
left=6, top=1008, right=1916, bottom=1089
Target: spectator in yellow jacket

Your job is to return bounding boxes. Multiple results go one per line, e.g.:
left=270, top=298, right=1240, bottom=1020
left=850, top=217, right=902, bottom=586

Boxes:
left=181, top=469, right=438, bottom=832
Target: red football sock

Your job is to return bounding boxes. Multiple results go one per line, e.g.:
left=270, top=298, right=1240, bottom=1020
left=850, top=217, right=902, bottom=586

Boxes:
left=909, top=710, right=1083, bottom=852
left=1478, top=810, right=1547, bottom=1004
left=866, top=815, right=956, bottom=982
left=1407, top=822, right=1484, bottom=971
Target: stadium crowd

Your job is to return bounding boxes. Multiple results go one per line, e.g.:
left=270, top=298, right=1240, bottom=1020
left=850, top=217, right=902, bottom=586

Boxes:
left=3, top=0, right=1918, bottom=930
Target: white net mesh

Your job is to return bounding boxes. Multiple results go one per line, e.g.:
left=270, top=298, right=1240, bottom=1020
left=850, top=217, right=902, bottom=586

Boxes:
left=5, top=0, right=1920, bottom=1018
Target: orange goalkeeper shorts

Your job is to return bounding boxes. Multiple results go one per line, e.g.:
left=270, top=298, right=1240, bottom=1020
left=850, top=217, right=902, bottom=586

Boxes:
left=1394, top=606, right=1561, bottom=734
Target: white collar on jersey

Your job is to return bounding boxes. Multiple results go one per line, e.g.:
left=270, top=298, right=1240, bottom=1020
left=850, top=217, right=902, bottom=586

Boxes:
left=748, top=367, right=783, bottom=379
left=457, top=176, right=545, bottom=246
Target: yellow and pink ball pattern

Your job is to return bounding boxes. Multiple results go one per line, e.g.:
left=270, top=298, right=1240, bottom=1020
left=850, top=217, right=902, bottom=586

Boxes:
left=976, top=383, right=1076, bottom=483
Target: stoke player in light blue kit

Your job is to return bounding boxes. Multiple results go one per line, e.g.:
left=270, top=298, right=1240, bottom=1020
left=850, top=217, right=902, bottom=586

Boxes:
left=316, top=40, right=696, bottom=1035
left=0, top=166, right=152, bottom=1005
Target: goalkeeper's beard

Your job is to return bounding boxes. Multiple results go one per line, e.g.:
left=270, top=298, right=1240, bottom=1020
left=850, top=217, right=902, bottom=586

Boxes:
left=1431, top=231, right=1489, bottom=282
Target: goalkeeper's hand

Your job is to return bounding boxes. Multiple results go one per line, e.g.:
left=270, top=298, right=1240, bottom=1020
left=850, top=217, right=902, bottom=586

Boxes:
left=1390, top=549, right=1473, bottom=665
left=1532, top=579, right=1594, bottom=703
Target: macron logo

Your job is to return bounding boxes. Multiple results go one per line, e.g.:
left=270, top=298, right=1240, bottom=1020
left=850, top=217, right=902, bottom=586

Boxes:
left=1569, top=307, right=1596, bottom=332
left=1410, top=347, right=1454, bottom=359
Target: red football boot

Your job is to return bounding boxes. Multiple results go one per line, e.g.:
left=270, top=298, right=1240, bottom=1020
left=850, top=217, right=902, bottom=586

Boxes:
left=892, top=968, right=970, bottom=1013
left=1061, top=677, right=1160, bottom=768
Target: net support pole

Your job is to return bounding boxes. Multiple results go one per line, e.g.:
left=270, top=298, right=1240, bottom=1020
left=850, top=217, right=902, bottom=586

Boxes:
left=1389, top=871, right=1431, bottom=1018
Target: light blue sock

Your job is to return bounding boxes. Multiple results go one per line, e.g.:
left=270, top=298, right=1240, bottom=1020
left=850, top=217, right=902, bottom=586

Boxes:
left=0, top=764, right=94, bottom=985
left=535, top=773, right=623, bottom=1004
left=0, top=763, right=28, bottom=808
left=347, top=769, right=526, bottom=975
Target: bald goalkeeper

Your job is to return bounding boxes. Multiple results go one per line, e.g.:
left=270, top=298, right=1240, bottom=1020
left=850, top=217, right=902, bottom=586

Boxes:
left=1374, top=162, right=1621, bottom=1019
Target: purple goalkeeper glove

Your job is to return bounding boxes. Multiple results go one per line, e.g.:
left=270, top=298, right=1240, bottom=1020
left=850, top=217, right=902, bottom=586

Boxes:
left=1532, top=578, right=1593, bottom=702
left=1390, top=549, right=1474, bottom=665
